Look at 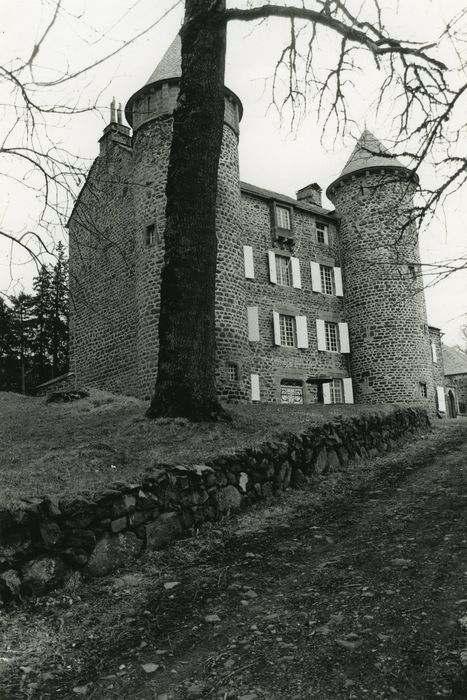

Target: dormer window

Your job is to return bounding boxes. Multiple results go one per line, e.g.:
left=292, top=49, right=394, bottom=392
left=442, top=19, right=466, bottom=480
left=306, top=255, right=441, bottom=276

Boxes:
left=276, top=205, right=291, bottom=230
left=316, top=221, right=329, bottom=245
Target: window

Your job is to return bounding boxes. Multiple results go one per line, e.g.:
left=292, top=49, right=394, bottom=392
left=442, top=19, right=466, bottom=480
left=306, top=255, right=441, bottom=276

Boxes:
left=325, top=322, right=339, bottom=352
left=320, top=265, right=334, bottom=295
left=276, top=255, right=292, bottom=286
left=316, top=222, right=329, bottom=245
left=280, top=379, right=304, bottom=404
left=269, top=252, right=301, bottom=288
left=276, top=206, right=291, bottom=230
left=145, top=223, right=156, bottom=246
left=419, top=382, right=428, bottom=398
left=279, top=314, right=296, bottom=347
left=330, top=379, right=344, bottom=404
left=408, top=264, right=417, bottom=280
left=228, top=364, right=239, bottom=381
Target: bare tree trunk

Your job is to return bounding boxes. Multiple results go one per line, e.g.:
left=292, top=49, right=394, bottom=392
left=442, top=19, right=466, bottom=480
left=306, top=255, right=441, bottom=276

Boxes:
left=147, top=0, right=229, bottom=421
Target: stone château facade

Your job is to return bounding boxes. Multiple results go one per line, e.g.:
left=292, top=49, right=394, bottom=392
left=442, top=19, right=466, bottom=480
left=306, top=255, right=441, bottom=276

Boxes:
left=68, top=36, right=447, bottom=413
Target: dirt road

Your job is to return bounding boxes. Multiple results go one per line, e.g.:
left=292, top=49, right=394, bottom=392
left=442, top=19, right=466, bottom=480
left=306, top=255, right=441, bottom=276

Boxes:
left=3, top=419, right=467, bottom=699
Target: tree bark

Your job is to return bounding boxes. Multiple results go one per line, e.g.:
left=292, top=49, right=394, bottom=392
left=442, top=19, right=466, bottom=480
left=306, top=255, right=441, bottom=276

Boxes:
left=147, top=0, right=229, bottom=421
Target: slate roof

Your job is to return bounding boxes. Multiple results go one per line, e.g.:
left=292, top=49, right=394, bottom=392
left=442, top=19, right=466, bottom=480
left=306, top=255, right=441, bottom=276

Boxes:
left=240, top=181, right=334, bottom=217
left=340, top=130, right=406, bottom=178
left=145, top=34, right=182, bottom=86
left=443, top=344, right=467, bottom=375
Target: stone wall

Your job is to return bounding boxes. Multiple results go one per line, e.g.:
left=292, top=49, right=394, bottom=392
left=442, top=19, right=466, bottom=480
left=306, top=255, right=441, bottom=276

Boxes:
left=448, top=375, right=467, bottom=414
left=328, top=171, right=435, bottom=409
left=0, top=407, right=430, bottom=604
left=241, top=192, right=348, bottom=403
left=68, top=136, right=138, bottom=397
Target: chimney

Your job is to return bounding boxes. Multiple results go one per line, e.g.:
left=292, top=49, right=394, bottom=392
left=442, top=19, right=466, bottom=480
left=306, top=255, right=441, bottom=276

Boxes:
left=99, top=98, right=132, bottom=154
left=296, top=182, right=322, bottom=207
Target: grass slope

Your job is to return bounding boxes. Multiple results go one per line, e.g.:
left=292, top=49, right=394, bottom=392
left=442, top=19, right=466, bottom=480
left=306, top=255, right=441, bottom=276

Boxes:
left=1, top=390, right=397, bottom=506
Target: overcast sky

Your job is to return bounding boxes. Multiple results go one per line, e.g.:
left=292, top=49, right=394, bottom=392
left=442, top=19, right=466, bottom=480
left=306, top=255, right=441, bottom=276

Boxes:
left=1, top=0, right=466, bottom=344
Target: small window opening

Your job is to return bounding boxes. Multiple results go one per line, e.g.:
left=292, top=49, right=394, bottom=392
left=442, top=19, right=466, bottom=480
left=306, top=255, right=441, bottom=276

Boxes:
left=228, top=364, right=239, bottom=381
left=280, top=379, right=304, bottom=404
left=419, top=382, right=428, bottom=398
left=145, top=223, right=156, bottom=246
left=316, top=222, right=328, bottom=245
left=408, top=264, right=417, bottom=280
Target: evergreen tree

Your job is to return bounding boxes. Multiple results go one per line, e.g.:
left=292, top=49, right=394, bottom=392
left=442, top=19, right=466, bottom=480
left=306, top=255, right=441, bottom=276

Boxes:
left=29, top=264, right=53, bottom=385
left=48, top=242, right=69, bottom=378
left=0, top=297, right=18, bottom=391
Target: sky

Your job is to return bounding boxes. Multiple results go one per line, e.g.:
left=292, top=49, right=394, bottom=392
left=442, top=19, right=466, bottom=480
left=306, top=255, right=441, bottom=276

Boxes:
left=0, top=0, right=466, bottom=344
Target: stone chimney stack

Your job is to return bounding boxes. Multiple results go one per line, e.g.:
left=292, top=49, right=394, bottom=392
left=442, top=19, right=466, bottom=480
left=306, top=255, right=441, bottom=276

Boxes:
left=296, top=182, right=322, bottom=207
left=99, top=98, right=131, bottom=154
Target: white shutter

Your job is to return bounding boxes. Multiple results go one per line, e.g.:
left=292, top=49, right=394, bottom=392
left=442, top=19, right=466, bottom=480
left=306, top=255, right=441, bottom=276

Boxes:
left=243, top=245, right=255, bottom=279
left=334, top=267, right=343, bottom=297
left=436, top=386, right=446, bottom=412
left=343, top=377, right=354, bottom=404
left=290, top=257, right=302, bottom=289
left=316, top=319, right=326, bottom=351
left=324, top=228, right=329, bottom=246
left=295, top=315, right=309, bottom=348
left=322, top=382, right=332, bottom=404
left=247, top=306, right=260, bottom=342
left=268, top=251, right=277, bottom=284
left=310, top=262, right=322, bottom=293
left=273, top=311, right=281, bottom=345
left=338, top=322, right=350, bottom=353
left=431, top=342, right=437, bottom=363
left=251, top=374, right=260, bottom=402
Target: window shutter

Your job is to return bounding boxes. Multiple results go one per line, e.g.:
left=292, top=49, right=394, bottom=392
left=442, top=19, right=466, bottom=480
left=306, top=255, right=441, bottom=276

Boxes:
left=273, top=311, right=281, bottom=345
left=310, top=262, right=322, bottom=293
left=268, top=251, right=277, bottom=284
left=243, top=245, right=255, bottom=279
left=316, top=319, right=326, bottom=351
left=323, top=382, right=332, bottom=404
left=251, top=374, right=260, bottom=402
left=431, top=342, right=437, bottom=363
left=290, top=257, right=302, bottom=289
left=296, top=315, right=309, bottom=348
left=436, top=386, right=446, bottom=412
left=338, top=322, right=350, bottom=353
left=247, top=306, right=260, bottom=342
left=343, top=377, right=354, bottom=404
left=334, top=267, right=343, bottom=297
left=324, top=228, right=329, bottom=246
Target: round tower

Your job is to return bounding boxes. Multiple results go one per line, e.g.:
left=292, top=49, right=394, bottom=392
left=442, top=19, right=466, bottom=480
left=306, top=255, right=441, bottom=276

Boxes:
left=327, top=131, right=434, bottom=406
left=125, top=35, right=250, bottom=401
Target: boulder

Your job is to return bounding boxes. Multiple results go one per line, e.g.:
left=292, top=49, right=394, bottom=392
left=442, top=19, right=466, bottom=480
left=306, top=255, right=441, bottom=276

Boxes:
left=217, top=485, right=242, bottom=513
left=84, top=531, right=142, bottom=577
left=146, top=512, right=182, bottom=550
left=0, top=569, right=22, bottom=602
left=22, top=557, right=69, bottom=595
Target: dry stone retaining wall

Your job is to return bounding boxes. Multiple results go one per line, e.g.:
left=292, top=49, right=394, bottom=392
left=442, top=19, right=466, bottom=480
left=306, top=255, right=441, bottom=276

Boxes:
left=0, top=407, right=430, bottom=604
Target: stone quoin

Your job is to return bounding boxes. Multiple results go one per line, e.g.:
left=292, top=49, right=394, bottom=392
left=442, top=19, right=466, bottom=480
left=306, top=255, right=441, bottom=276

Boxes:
left=67, top=35, right=450, bottom=413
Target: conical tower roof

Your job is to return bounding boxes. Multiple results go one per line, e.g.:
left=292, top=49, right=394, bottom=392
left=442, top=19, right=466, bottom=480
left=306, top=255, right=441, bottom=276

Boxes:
left=327, top=130, right=415, bottom=196
left=341, top=130, right=405, bottom=177
left=145, top=34, right=182, bottom=86
left=125, top=33, right=242, bottom=128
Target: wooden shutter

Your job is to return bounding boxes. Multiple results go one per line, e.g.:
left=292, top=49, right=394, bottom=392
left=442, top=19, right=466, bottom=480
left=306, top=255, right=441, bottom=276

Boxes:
left=343, top=377, right=354, bottom=404
left=322, top=382, right=331, bottom=404
left=338, top=322, right=350, bottom=353
left=290, top=257, right=302, bottom=289
left=243, top=245, right=255, bottom=279
left=323, top=227, right=329, bottom=245
left=334, top=267, right=343, bottom=297
left=436, top=386, right=446, bottom=412
left=310, top=261, right=322, bottom=293
left=431, top=342, right=437, bottom=363
left=268, top=251, right=277, bottom=284
left=251, top=374, right=260, bottom=402
left=316, top=319, right=326, bottom=351
left=273, top=311, right=281, bottom=345
left=296, top=315, right=309, bottom=348
left=247, top=306, right=260, bottom=342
